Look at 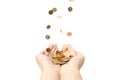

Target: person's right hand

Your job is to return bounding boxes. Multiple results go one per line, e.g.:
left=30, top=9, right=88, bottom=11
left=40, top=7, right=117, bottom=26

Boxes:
left=60, top=44, right=85, bottom=72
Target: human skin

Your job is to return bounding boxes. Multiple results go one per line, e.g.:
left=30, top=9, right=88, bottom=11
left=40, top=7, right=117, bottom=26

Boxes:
left=60, top=44, right=85, bottom=80
left=35, top=44, right=60, bottom=80
left=35, top=44, right=85, bottom=80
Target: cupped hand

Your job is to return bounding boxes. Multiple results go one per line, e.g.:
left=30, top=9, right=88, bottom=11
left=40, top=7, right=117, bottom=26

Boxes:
left=35, top=44, right=60, bottom=72
left=60, top=44, right=85, bottom=72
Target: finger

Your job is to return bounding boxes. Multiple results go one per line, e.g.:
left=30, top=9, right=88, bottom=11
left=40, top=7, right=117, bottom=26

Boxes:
left=61, top=45, right=69, bottom=57
left=53, top=47, right=58, bottom=56
left=50, top=44, right=57, bottom=54
left=62, top=45, right=68, bottom=50
left=64, top=44, right=76, bottom=56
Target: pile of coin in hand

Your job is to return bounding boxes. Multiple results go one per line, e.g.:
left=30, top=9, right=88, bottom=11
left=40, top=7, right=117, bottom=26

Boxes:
left=46, top=47, right=73, bottom=65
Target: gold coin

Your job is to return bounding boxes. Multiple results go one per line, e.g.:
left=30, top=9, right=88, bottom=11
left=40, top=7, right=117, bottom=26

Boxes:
left=69, top=55, right=73, bottom=59
left=62, top=57, right=70, bottom=62
left=68, top=7, right=73, bottom=12
left=59, top=61, right=66, bottom=65
left=51, top=58, right=60, bottom=64
left=52, top=57, right=57, bottom=59
left=48, top=10, right=53, bottom=15
left=57, top=15, right=62, bottom=19
left=45, top=35, right=50, bottom=39
left=60, top=54, right=65, bottom=58
left=46, top=48, right=51, bottom=52
left=52, top=8, right=57, bottom=12
left=52, top=54, right=57, bottom=58
left=46, top=25, right=51, bottom=29
left=67, top=32, right=72, bottom=36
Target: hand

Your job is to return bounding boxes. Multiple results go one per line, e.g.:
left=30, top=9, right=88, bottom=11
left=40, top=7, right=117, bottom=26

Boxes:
left=60, top=44, right=85, bottom=80
left=60, top=44, right=85, bottom=72
left=35, top=44, right=60, bottom=72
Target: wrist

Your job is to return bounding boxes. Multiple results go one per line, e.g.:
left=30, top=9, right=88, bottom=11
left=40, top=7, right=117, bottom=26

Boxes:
left=41, top=67, right=60, bottom=80
left=61, top=68, right=81, bottom=80
left=42, top=66, right=59, bottom=73
left=61, top=65, right=79, bottom=73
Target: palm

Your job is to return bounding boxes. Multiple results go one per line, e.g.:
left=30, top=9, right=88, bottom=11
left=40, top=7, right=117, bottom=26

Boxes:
left=60, top=45, right=85, bottom=71
left=36, top=44, right=60, bottom=70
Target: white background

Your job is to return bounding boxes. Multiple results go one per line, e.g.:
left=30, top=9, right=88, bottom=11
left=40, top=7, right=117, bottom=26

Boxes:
left=0, top=0, right=120, bottom=80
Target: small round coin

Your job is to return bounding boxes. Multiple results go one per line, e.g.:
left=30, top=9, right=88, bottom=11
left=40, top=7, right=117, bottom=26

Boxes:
left=67, top=32, right=72, bottom=36
left=68, top=7, right=73, bottom=12
left=57, top=15, right=62, bottom=19
left=48, top=10, right=53, bottom=15
left=45, top=35, right=50, bottom=39
left=52, top=8, right=57, bottom=12
left=46, top=48, right=51, bottom=52
left=46, top=25, right=51, bottom=29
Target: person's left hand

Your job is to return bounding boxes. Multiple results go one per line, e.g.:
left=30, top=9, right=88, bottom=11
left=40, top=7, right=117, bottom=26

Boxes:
left=35, top=44, right=60, bottom=72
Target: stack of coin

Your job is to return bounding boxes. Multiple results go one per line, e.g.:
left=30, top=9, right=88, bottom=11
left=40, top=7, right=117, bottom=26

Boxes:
left=50, top=49, right=73, bottom=65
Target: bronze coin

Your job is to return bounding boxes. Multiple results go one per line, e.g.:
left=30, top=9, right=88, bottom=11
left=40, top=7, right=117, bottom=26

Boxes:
left=60, top=54, right=65, bottom=58
left=48, top=10, right=53, bottom=15
left=46, top=25, right=51, bottom=29
left=68, top=7, right=73, bottom=12
left=56, top=50, right=60, bottom=54
left=52, top=8, right=57, bottom=12
left=57, top=15, right=62, bottom=19
left=45, top=35, right=50, bottom=39
left=46, top=48, right=51, bottom=52
left=69, top=55, right=73, bottom=58
left=67, top=32, right=72, bottom=36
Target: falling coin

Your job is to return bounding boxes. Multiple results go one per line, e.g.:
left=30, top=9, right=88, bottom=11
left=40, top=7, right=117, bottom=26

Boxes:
left=52, top=8, right=57, bottom=12
left=59, top=29, right=63, bottom=33
left=68, top=7, right=73, bottom=12
left=46, top=25, right=51, bottom=29
left=45, top=35, right=50, bottom=39
left=67, top=32, right=72, bottom=36
left=57, top=15, right=62, bottom=19
left=48, top=10, right=53, bottom=15
left=46, top=48, right=51, bottom=52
